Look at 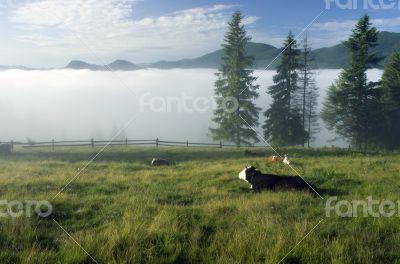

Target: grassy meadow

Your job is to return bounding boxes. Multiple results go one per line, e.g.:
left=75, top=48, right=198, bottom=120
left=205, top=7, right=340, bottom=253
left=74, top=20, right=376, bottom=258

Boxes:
left=0, top=146, right=400, bottom=263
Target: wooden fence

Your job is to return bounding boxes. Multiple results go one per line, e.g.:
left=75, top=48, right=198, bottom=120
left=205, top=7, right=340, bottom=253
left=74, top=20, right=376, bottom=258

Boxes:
left=0, top=138, right=261, bottom=150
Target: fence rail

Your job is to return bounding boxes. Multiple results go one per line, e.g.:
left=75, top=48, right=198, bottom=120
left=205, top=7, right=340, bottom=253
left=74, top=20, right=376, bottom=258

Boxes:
left=0, top=138, right=263, bottom=150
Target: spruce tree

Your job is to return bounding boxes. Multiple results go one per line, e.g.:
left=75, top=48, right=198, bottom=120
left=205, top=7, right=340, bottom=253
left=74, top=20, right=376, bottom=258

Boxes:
left=380, top=50, right=400, bottom=149
left=263, top=32, right=305, bottom=146
left=210, top=11, right=260, bottom=147
left=299, top=34, right=319, bottom=147
left=321, top=15, right=381, bottom=149
left=306, top=81, right=319, bottom=147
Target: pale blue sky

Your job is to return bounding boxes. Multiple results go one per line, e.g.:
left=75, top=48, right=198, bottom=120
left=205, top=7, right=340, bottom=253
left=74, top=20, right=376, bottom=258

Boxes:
left=1, top=0, right=399, bottom=67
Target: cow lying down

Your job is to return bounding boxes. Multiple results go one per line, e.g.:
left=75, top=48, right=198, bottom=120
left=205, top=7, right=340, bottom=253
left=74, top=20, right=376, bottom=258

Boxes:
left=151, top=158, right=171, bottom=166
left=239, top=166, right=317, bottom=193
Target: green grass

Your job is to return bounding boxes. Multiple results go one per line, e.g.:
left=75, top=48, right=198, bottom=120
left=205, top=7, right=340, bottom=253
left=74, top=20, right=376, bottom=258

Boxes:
left=0, top=146, right=400, bottom=263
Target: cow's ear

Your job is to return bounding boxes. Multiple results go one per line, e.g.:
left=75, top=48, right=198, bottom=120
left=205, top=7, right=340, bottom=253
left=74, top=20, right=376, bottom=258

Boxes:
left=245, top=168, right=255, bottom=181
left=247, top=165, right=255, bottom=170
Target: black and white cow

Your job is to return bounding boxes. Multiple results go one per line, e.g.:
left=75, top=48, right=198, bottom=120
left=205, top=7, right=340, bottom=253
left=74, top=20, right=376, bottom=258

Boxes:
left=239, top=166, right=317, bottom=193
left=151, top=158, right=170, bottom=166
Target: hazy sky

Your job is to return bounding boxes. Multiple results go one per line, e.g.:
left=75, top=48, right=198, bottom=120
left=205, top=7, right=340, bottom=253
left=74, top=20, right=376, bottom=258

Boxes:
left=0, top=0, right=400, bottom=67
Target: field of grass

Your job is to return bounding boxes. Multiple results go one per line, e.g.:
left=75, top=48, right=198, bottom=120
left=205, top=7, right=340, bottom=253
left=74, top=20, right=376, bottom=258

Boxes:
left=0, top=146, right=400, bottom=263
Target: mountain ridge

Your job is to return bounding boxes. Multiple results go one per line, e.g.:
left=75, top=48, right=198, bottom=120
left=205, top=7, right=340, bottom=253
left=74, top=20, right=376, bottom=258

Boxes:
left=66, top=59, right=141, bottom=71
left=1, top=31, right=399, bottom=71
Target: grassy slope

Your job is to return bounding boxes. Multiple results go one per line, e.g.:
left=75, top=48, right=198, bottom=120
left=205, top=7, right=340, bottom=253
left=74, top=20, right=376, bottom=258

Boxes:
left=0, top=146, right=400, bottom=263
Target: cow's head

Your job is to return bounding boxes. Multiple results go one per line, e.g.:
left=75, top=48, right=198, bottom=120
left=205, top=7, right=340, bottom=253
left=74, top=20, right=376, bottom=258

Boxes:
left=238, top=166, right=257, bottom=182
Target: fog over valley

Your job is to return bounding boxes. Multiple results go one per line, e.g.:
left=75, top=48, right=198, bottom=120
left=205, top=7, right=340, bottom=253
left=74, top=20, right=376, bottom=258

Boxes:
left=0, top=69, right=383, bottom=147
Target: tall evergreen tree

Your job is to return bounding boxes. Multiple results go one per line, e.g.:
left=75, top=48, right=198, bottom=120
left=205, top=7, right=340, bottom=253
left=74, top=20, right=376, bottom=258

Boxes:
left=306, top=81, right=319, bottom=147
left=210, top=11, right=260, bottom=147
left=380, top=50, right=400, bottom=149
left=321, top=15, right=381, bottom=149
left=263, top=32, right=306, bottom=146
left=299, top=34, right=319, bottom=147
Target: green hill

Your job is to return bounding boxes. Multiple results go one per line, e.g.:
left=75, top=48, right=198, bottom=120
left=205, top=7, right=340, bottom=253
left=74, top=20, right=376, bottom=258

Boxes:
left=147, top=31, right=400, bottom=69
left=66, top=59, right=142, bottom=71
left=148, top=42, right=280, bottom=69
left=313, top=31, right=400, bottom=68
left=312, top=44, right=349, bottom=69
left=2, top=31, right=399, bottom=71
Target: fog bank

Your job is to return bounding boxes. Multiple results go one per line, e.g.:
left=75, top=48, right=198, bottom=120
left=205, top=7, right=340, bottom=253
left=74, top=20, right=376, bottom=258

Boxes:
left=0, top=69, right=383, bottom=147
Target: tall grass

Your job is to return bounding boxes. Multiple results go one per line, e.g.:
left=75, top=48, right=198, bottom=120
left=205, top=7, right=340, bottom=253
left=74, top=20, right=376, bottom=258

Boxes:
left=0, top=146, right=399, bottom=263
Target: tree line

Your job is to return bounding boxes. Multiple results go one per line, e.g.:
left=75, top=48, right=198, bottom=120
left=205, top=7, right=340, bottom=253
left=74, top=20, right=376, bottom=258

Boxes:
left=210, top=11, right=400, bottom=150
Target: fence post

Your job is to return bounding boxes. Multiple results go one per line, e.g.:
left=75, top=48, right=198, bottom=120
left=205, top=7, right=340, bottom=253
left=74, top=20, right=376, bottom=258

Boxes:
left=219, top=141, right=222, bottom=148
left=187, top=140, right=189, bottom=147
left=91, top=138, right=94, bottom=149
left=156, top=137, right=159, bottom=148
left=125, top=137, right=128, bottom=147
left=52, top=139, right=55, bottom=151
left=10, top=140, right=14, bottom=152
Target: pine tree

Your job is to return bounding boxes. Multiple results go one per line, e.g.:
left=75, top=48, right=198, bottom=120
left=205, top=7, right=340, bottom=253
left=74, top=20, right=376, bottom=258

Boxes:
left=380, top=50, right=400, bottom=149
left=299, top=34, right=319, bottom=147
left=210, top=11, right=260, bottom=147
left=263, top=32, right=306, bottom=146
left=321, top=15, right=381, bottom=149
left=306, top=81, right=319, bottom=147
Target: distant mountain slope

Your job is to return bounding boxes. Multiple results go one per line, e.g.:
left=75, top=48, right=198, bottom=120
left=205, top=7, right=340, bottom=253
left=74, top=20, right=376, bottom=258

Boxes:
left=66, top=60, right=102, bottom=70
left=65, top=59, right=142, bottom=71
left=107, top=60, right=141, bottom=70
left=0, top=65, right=33, bottom=71
left=147, top=31, right=400, bottom=69
left=312, top=44, right=349, bottom=69
left=313, top=31, right=400, bottom=68
left=372, top=31, right=400, bottom=65
left=147, top=42, right=281, bottom=69
left=1, top=31, right=399, bottom=71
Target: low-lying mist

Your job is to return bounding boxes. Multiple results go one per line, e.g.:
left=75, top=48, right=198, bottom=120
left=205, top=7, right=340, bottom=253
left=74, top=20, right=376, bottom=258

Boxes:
left=0, top=69, right=383, bottom=147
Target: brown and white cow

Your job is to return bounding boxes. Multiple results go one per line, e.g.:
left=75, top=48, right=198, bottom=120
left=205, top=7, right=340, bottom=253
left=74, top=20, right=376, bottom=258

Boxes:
left=268, top=155, right=290, bottom=165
